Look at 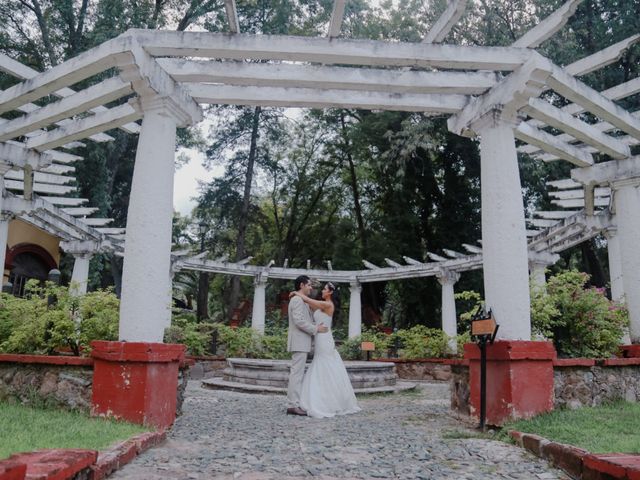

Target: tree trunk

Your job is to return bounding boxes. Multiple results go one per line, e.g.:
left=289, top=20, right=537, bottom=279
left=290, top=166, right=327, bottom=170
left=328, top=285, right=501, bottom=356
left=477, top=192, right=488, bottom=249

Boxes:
left=109, top=255, right=123, bottom=298
left=197, top=272, right=209, bottom=320
left=229, top=106, right=261, bottom=318
left=581, top=239, right=606, bottom=288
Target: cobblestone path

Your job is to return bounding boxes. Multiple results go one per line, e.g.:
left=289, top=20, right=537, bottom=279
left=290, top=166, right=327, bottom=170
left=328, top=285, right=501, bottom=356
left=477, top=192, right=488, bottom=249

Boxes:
left=111, top=381, right=570, bottom=480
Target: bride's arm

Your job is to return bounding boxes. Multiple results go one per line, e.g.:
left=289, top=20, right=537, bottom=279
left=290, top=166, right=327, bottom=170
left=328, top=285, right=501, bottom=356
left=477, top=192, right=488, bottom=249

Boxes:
left=292, top=292, right=332, bottom=313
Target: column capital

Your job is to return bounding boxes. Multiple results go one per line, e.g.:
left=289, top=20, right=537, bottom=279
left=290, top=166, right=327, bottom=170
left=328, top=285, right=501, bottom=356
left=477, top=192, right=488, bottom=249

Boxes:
left=349, top=281, right=362, bottom=293
left=527, top=251, right=560, bottom=268
left=603, top=227, right=618, bottom=239
left=254, top=272, right=269, bottom=286
left=60, top=240, right=100, bottom=255
left=0, top=212, right=15, bottom=222
left=610, top=177, right=640, bottom=191
left=468, top=108, right=522, bottom=136
left=133, top=95, right=200, bottom=128
left=436, top=269, right=460, bottom=286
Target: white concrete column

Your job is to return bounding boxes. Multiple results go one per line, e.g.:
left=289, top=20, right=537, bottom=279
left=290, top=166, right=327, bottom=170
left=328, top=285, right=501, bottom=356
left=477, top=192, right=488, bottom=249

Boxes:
left=70, top=253, right=92, bottom=296
left=348, top=281, right=362, bottom=339
left=251, top=274, right=268, bottom=334
left=119, top=97, right=195, bottom=342
left=612, top=179, right=640, bottom=343
left=529, top=261, right=547, bottom=289
left=437, top=270, right=460, bottom=353
left=0, top=213, right=10, bottom=287
left=477, top=114, right=531, bottom=340
left=604, top=228, right=631, bottom=344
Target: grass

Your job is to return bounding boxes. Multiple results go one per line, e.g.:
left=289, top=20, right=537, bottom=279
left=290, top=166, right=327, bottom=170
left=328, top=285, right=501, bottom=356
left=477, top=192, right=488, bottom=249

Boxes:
left=0, top=400, right=150, bottom=460
left=501, top=401, right=640, bottom=454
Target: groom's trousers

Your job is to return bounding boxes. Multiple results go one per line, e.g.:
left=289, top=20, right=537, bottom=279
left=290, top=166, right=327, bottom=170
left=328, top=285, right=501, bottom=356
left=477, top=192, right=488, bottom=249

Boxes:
left=287, top=351, right=307, bottom=408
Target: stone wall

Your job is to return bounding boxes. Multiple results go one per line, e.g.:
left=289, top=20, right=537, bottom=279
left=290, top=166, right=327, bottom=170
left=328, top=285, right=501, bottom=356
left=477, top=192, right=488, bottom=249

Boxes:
left=554, top=358, right=640, bottom=409
left=0, top=353, right=192, bottom=418
left=187, top=356, right=227, bottom=380
left=449, top=358, right=640, bottom=416
left=372, top=358, right=452, bottom=381
left=0, top=355, right=93, bottom=412
left=448, top=362, right=470, bottom=417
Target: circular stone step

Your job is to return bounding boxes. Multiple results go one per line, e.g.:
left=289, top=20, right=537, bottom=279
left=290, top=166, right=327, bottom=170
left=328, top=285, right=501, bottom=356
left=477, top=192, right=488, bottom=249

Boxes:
left=201, top=358, right=417, bottom=395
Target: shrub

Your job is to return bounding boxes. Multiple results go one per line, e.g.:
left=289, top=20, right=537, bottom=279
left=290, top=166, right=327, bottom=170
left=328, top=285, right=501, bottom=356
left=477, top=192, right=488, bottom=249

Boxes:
left=164, top=313, right=216, bottom=356
left=393, top=325, right=452, bottom=359
left=531, top=270, right=628, bottom=358
left=0, top=282, right=120, bottom=356
left=337, top=328, right=391, bottom=360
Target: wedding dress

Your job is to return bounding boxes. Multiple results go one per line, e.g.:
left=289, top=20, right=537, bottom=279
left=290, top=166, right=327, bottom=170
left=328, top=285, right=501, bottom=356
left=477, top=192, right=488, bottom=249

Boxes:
left=299, top=310, right=361, bottom=418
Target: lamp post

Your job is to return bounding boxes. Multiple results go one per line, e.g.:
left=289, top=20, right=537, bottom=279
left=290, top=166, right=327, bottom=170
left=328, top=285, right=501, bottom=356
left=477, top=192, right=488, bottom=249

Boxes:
left=197, top=221, right=209, bottom=321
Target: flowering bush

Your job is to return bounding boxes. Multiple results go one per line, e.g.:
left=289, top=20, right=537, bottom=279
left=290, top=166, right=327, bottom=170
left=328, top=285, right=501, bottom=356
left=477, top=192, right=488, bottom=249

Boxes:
left=531, top=270, right=628, bottom=358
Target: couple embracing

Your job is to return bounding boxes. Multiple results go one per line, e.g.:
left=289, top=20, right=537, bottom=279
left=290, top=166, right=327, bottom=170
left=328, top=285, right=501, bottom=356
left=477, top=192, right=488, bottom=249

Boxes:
left=286, top=275, right=361, bottom=418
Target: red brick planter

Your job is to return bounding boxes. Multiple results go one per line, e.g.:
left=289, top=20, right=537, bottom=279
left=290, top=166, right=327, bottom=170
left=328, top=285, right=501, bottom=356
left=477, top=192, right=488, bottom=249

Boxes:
left=91, top=341, right=185, bottom=429
left=464, top=340, right=556, bottom=426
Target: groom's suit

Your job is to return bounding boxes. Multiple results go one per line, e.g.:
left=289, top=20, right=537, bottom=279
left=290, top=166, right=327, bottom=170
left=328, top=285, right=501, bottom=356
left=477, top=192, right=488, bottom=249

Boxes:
left=287, top=296, right=317, bottom=409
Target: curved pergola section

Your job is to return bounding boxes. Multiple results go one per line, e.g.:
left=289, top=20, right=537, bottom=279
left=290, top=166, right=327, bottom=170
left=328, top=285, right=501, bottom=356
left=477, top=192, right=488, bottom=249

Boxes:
left=0, top=0, right=639, bottom=345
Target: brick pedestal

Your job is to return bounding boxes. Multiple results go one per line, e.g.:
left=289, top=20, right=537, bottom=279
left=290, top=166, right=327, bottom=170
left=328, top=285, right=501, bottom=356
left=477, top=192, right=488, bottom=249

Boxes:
left=620, top=344, right=640, bottom=358
left=464, top=340, right=556, bottom=426
left=91, top=341, right=185, bottom=428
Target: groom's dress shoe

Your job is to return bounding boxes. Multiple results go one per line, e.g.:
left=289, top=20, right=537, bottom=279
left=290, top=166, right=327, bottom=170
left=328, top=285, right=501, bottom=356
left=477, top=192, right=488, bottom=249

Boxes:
left=286, top=407, right=307, bottom=416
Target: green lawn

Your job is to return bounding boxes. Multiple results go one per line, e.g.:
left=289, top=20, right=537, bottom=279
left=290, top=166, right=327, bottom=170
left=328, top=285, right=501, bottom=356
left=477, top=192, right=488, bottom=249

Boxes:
left=0, top=401, right=150, bottom=460
left=503, top=401, right=640, bottom=453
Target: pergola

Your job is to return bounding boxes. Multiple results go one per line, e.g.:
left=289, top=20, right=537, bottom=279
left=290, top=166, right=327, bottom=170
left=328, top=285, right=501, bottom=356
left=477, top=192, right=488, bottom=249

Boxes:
left=1, top=0, right=639, bottom=347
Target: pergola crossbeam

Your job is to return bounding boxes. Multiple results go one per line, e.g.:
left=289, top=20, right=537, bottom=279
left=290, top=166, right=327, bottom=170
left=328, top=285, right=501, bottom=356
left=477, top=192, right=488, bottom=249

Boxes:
left=224, top=0, right=240, bottom=34
left=515, top=122, right=593, bottom=167
left=187, top=84, right=468, bottom=112
left=423, top=0, right=466, bottom=44
left=512, top=0, right=582, bottom=48
left=158, top=59, right=499, bottom=94
left=565, top=34, right=640, bottom=76
left=328, top=0, right=347, bottom=38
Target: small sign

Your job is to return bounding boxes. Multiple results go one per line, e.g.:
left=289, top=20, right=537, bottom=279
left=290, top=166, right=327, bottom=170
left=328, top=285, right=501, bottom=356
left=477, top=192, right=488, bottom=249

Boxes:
left=361, top=341, right=375, bottom=351
left=472, top=317, right=497, bottom=336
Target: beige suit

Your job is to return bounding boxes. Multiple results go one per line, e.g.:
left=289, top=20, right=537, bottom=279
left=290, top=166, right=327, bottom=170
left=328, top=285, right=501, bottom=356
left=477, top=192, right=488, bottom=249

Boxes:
left=287, top=296, right=316, bottom=408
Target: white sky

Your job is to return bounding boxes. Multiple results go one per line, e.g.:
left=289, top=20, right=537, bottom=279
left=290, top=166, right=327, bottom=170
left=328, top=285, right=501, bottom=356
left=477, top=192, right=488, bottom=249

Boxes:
left=173, top=146, right=223, bottom=216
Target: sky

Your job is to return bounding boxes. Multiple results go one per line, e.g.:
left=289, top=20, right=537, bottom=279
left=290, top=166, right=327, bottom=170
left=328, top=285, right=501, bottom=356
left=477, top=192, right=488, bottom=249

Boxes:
left=173, top=146, right=221, bottom=216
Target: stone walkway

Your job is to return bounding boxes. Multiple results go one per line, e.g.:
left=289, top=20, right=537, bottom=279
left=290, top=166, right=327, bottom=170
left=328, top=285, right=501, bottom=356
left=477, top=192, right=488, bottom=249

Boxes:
left=110, top=381, right=570, bottom=480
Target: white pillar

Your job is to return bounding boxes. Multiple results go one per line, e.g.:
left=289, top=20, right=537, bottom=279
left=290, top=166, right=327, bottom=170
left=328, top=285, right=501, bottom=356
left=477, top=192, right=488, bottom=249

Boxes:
left=437, top=270, right=460, bottom=353
left=477, top=115, right=531, bottom=340
left=119, top=97, right=194, bottom=342
left=348, top=281, right=362, bottom=339
left=0, top=213, right=10, bottom=287
left=612, top=179, right=640, bottom=343
left=70, top=253, right=92, bottom=296
left=251, top=274, right=267, bottom=334
left=529, top=261, right=547, bottom=289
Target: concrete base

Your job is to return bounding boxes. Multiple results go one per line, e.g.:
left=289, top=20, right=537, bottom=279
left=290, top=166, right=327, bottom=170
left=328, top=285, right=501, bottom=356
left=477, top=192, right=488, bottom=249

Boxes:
left=203, top=358, right=410, bottom=394
left=90, top=341, right=185, bottom=428
left=464, top=340, right=556, bottom=426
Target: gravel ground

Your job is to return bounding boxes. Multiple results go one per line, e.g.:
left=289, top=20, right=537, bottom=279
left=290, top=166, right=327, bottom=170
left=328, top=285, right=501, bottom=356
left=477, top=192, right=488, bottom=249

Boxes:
left=110, top=381, right=570, bottom=480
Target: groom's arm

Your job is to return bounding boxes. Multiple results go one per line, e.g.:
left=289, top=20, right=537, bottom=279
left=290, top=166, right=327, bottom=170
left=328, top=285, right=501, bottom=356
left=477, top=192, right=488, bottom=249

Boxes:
left=290, top=297, right=317, bottom=336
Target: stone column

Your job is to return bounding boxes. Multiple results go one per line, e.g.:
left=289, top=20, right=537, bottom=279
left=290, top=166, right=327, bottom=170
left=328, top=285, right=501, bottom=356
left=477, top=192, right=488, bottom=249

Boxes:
left=437, top=269, right=460, bottom=353
left=70, top=253, right=92, bottom=296
left=0, top=213, right=10, bottom=286
left=476, top=114, right=531, bottom=340
left=529, top=261, right=547, bottom=289
left=611, top=178, right=640, bottom=343
left=119, top=97, right=196, bottom=342
left=348, top=281, right=362, bottom=339
left=251, top=274, right=268, bottom=334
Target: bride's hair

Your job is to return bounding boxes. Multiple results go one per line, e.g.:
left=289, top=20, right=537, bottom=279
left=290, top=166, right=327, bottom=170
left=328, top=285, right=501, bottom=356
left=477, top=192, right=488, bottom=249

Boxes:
left=325, top=282, right=341, bottom=318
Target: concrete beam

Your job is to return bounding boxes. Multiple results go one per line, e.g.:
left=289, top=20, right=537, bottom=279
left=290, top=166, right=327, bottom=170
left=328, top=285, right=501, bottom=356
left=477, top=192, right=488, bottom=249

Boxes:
left=565, top=34, right=640, bottom=76
left=158, top=59, right=499, bottom=95
left=187, top=84, right=468, bottom=112
left=512, top=0, right=581, bottom=48
left=224, top=0, right=240, bottom=33
left=515, top=122, right=593, bottom=167
left=571, top=155, right=640, bottom=186
left=423, top=0, right=466, bottom=43
left=134, top=30, right=533, bottom=70
left=328, top=0, right=346, bottom=38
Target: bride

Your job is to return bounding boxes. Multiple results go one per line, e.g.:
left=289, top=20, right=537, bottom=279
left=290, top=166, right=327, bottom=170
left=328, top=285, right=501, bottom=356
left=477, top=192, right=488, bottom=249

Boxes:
left=291, top=282, right=361, bottom=419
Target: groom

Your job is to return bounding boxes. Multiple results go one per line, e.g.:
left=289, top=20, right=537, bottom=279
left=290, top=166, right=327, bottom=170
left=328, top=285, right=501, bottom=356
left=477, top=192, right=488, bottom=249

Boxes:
left=286, top=275, right=328, bottom=415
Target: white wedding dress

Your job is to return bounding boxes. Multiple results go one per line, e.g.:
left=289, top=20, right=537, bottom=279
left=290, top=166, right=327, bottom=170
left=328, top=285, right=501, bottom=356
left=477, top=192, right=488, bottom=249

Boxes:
left=299, top=310, right=361, bottom=418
